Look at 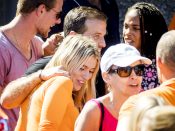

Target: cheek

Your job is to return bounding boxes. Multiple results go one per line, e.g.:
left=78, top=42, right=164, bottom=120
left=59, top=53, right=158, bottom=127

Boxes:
left=70, top=71, right=77, bottom=81
left=70, top=70, right=83, bottom=83
left=134, top=33, right=141, bottom=48
left=138, top=77, right=143, bottom=84
left=113, top=78, right=127, bottom=88
left=93, top=39, right=99, bottom=46
left=136, top=32, right=141, bottom=41
left=89, top=73, right=93, bottom=80
left=123, top=28, right=126, bottom=36
left=119, top=79, right=128, bottom=88
left=117, top=80, right=128, bottom=93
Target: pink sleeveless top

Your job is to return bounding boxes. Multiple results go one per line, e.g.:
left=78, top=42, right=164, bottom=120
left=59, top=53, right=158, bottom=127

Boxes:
left=91, top=99, right=118, bottom=131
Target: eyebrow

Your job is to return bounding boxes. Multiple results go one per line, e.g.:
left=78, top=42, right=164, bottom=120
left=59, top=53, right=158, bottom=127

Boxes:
left=83, top=65, right=95, bottom=70
left=125, top=23, right=140, bottom=26
left=132, top=24, right=140, bottom=27
left=94, top=32, right=107, bottom=36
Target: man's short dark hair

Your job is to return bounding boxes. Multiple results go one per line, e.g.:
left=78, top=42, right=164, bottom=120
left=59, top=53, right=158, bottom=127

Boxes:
left=63, top=6, right=107, bottom=37
left=16, top=0, right=57, bottom=15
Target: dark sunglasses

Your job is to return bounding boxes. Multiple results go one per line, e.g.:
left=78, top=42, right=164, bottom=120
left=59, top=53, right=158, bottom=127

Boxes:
left=108, top=64, right=144, bottom=77
left=45, top=5, right=62, bottom=19
left=51, top=8, right=62, bottom=19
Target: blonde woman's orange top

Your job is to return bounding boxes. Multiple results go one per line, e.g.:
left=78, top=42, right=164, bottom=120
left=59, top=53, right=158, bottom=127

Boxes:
left=15, top=76, right=79, bottom=131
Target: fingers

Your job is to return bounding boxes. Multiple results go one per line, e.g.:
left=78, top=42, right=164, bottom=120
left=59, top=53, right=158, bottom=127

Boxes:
left=51, top=32, right=64, bottom=46
left=55, top=34, right=64, bottom=42
left=41, top=66, right=70, bottom=80
left=43, top=33, right=64, bottom=56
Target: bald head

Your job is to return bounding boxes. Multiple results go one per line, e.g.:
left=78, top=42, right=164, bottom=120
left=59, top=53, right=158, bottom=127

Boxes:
left=156, top=30, right=175, bottom=72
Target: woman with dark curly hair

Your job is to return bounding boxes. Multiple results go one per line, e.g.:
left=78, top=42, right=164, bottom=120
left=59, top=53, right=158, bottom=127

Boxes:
left=123, top=2, right=168, bottom=90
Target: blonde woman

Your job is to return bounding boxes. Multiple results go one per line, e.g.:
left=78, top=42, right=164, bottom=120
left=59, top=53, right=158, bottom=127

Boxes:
left=75, top=44, right=152, bottom=131
left=15, top=35, right=100, bottom=131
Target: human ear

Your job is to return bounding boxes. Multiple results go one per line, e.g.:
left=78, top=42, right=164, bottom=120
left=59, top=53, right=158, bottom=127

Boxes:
left=156, top=57, right=163, bottom=69
left=102, top=72, right=110, bottom=83
left=36, top=4, right=46, bottom=16
left=68, top=31, right=77, bottom=36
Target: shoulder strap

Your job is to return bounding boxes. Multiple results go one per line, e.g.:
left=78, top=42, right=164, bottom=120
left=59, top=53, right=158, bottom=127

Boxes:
left=98, top=101, right=104, bottom=131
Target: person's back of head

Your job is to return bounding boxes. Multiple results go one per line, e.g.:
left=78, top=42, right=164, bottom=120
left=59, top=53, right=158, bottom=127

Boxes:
left=140, top=106, right=175, bottom=131
left=63, top=6, right=107, bottom=37
left=129, top=95, right=167, bottom=131
left=126, top=2, right=168, bottom=57
left=156, top=30, right=175, bottom=74
left=16, top=0, right=57, bottom=15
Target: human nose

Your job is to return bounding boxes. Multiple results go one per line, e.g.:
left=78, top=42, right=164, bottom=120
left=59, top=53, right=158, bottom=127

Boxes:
left=98, top=37, right=106, bottom=49
left=129, top=69, right=138, bottom=79
left=124, top=27, right=132, bottom=35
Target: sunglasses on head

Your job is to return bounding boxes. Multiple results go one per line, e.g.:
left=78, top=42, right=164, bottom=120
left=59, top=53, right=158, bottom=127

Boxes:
left=107, top=64, right=144, bottom=77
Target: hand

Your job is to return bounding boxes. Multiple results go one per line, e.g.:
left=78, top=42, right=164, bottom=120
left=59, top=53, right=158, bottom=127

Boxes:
left=42, top=32, right=64, bottom=56
left=40, top=66, right=69, bottom=80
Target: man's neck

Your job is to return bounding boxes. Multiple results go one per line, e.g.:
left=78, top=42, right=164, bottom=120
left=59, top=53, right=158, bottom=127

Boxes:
left=160, top=66, right=175, bottom=83
left=3, top=15, right=36, bottom=41
left=2, top=14, right=36, bottom=59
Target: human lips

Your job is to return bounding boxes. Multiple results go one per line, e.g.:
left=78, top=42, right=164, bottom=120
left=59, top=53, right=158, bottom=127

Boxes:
left=78, top=80, right=85, bottom=87
left=124, top=38, right=134, bottom=44
left=129, top=83, right=140, bottom=88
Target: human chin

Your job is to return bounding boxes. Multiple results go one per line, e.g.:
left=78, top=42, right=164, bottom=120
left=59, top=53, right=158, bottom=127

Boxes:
left=124, top=40, right=134, bottom=46
left=73, top=82, right=82, bottom=91
left=38, top=29, right=49, bottom=38
left=43, top=31, right=49, bottom=38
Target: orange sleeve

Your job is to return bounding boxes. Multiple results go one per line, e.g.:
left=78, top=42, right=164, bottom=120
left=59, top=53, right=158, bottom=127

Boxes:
left=169, top=14, right=175, bottom=30
left=38, top=76, right=73, bottom=131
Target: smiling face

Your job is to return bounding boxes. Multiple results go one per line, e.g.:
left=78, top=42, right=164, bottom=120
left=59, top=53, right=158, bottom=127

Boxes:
left=123, top=9, right=141, bottom=51
left=104, top=60, right=142, bottom=97
left=70, top=56, right=97, bottom=91
left=83, top=19, right=107, bottom=52
left=37, top=0, right=63, bottom=38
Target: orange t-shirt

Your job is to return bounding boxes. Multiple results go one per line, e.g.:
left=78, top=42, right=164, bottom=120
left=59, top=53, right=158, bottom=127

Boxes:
left=15, top=76, right=79, bottom=131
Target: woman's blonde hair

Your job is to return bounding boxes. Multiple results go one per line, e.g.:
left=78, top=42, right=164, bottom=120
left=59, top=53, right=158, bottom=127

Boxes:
left=46, top=35, right=100, bottom=110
